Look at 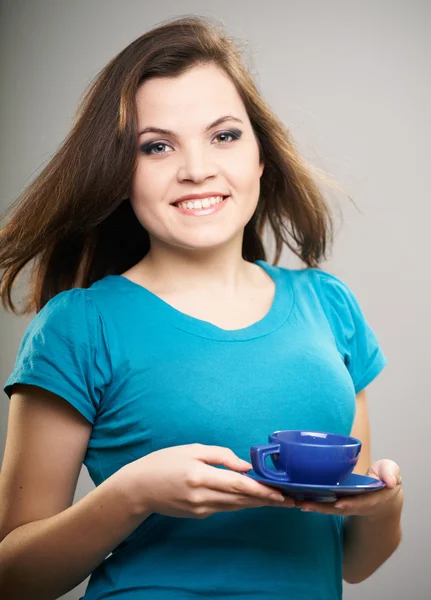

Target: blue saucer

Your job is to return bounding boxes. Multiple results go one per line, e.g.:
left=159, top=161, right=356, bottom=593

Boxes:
left=242, top=470, right=386, bottom=502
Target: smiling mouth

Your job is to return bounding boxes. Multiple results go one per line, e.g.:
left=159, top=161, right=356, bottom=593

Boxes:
left=172, top=195, right=228, bottom=209
left=172, top=195, right=230, bottom=216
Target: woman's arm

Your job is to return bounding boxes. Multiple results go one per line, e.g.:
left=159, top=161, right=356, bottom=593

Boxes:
left=295, top=389, right=403, bottom=583
left=0, top=386, right=150, bottom=600
left=342, top=491, right=403, bottom=584
left=0, top=475, right=150, bottom=600
left=342, top=389, right=403, bottom=583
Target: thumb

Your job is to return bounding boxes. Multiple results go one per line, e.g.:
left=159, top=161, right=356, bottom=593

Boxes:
left=366, top=465, right=381, bottom=480
left=193, top=444, right=253, bottom=472
left=366, top=459, right=401, bottom=488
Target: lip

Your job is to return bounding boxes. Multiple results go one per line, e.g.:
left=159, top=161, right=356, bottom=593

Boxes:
left=171, top=192, right=229, bottom=205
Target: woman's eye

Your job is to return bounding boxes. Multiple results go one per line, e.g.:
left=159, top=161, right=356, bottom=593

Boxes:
left=140, top=142, right=173, bottom=156
left=139, top=129, right=242, bottom=156
left=213, top=129, right=242, bottom=144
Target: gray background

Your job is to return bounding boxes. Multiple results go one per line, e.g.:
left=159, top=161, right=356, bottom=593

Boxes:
left=0, top=1, right=429, bottom=598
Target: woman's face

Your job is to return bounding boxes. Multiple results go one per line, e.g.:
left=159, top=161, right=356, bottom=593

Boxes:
left=130, top=63, right=264, bottom=253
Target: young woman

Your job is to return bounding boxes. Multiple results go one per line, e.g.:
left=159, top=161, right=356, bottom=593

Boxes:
left=0, top=15, right=403, bottom=600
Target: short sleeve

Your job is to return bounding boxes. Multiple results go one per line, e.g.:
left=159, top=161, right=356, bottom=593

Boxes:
left=3, top=289, right=112, bottom=424
left=313, top=269, right=387, bottom=393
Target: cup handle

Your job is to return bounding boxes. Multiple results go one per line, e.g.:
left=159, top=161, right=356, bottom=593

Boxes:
left=250, top=443, right=291, bottom=481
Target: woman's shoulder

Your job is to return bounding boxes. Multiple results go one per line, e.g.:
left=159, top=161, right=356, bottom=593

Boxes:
left=276, top=265, right=365, bottom=329
left=29, top=288, right=84, bottom=322
left=277, top=264, right=353, bottom=300
left=38, top=276, right=123, bottom=317
left=26, top=285, right=111, bottom=343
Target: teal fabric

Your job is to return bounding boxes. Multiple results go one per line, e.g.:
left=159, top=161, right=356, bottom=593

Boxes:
left=4, top=261, right=387, bottom=599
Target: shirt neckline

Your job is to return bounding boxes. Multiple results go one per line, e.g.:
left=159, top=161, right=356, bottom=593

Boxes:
left=101, top=259, right=294, bottom=341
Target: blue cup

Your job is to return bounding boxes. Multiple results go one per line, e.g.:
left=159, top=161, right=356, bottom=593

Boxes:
left=250, top=430, right=362, bottom=485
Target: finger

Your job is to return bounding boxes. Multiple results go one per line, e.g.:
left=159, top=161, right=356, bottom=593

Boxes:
left=204, top=464, right=288, bottom=502
left=205, top=492, right=295, bottom=512
left=386, top=475, right=398, bottom=489
left=386, top=466, right=402, bottom=488
left=298, top=500, right=352, bottom=515
left=300, top=490, right=385, bottom=515
left=371, top=469, right=400, bottom=489
left=365, top=467, right=381, bottom=481
left=192, top=444, right=252, bottom=472
left=228, top=492, right=295, bottom=508
left=368, top=459, right=401, bottom=487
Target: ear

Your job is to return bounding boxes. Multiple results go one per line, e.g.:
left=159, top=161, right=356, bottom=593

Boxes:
left=259, top=160, right=265, bottom=178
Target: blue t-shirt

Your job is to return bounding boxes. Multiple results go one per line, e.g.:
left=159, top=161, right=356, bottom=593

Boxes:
left=4, top=260, right=386, bottom=600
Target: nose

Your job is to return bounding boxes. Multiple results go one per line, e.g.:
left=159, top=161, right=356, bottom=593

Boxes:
left=177, top=145, right=218, bottom=183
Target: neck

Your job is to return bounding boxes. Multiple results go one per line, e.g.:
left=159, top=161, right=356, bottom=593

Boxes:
left=128, top=239, right=260, bottom=296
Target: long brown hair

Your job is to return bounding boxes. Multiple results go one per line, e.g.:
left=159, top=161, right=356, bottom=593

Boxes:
left=0, top=14, right=347, bottom=314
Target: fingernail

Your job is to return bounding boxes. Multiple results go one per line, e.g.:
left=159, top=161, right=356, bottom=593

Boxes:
left=392, top=476, right=397, bottom=486
left=270, top=494, right=285, bottom=502
left=334, top=503, right=346, bottom=509
left=301, top=507, right=313, bottom=512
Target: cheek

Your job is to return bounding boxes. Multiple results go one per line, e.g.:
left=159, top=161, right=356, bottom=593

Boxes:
left=131, top=161, right=161, bottom=198
left=236, top=166, right=263, bottom=194
left=129, top=165, right=167, bottom=220
left=227, top=145, right=262, bottom=189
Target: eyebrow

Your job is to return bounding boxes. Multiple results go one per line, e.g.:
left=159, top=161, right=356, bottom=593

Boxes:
left=138, top=115, right=244, bottom=138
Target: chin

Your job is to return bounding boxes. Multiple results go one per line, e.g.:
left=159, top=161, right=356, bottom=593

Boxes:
left=171, top=235, right=237, bottom=252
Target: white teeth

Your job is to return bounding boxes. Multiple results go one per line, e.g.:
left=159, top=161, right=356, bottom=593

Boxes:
left=176, top=196, right=225, bottom=210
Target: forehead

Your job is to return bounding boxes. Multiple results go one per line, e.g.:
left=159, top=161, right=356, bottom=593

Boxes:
left=135, top=64, right=246, bottom=125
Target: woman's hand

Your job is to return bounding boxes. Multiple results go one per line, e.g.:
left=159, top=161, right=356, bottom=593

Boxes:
left=115, top=443, right=295, bottom=519
left=296, top=459, right=403, bottom=518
